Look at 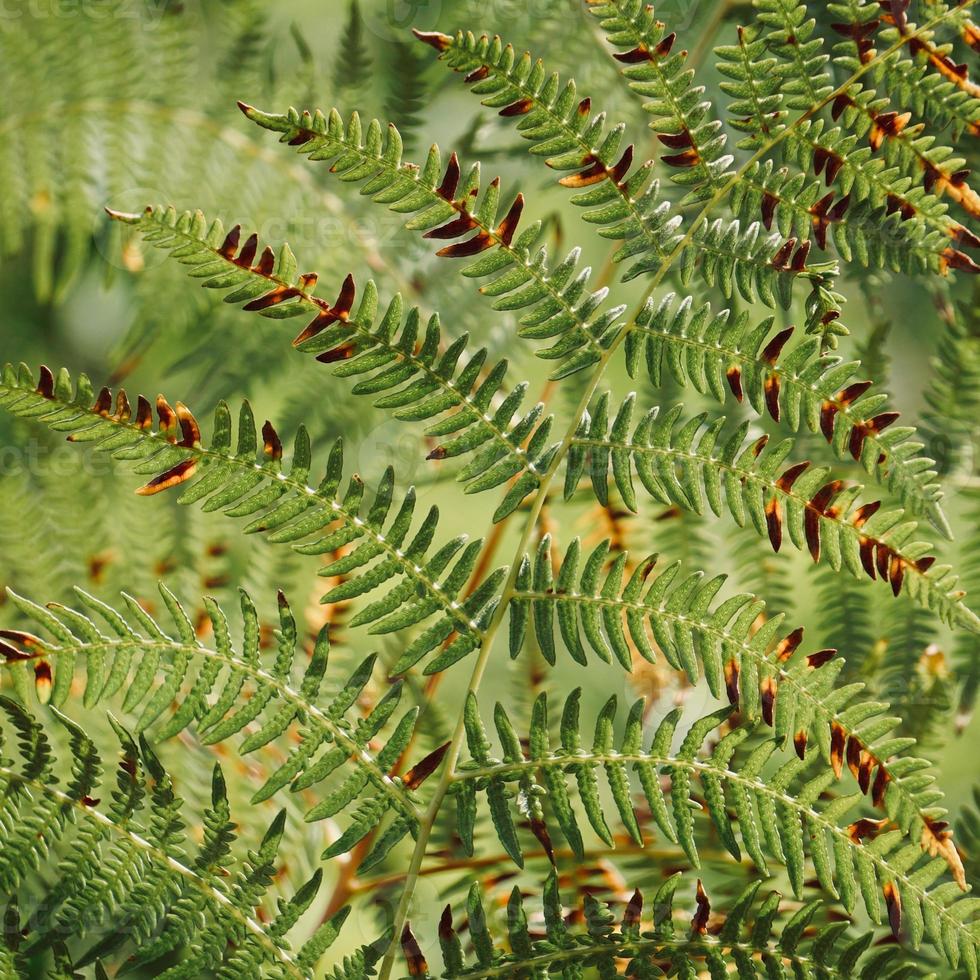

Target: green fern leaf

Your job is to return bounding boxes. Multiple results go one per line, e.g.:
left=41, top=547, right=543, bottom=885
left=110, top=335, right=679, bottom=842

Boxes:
left=107, top=204, right=559, bottom=521
left=451, top=694, right=978, bottom=972
left=567, top=394, right=976, bottom=629
left=0, top=363, right=506, bottom=675
left=416, top=871, right=914, bottom=978
left=620, top=294, right=952, bottom=537
left=0, top=700, right=344, bottom=977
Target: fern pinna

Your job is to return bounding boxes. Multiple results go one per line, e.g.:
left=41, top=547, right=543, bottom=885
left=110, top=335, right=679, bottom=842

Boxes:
left=2, top=0, right=980, bottom=977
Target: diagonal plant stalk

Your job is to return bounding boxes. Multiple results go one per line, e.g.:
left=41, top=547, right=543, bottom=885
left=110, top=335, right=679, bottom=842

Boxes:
left=353, top=3, right=980, bottom=973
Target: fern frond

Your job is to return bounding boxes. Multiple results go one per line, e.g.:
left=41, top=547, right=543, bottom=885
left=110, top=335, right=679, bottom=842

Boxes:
left=415, top=29, right=678, bottom=269
left=0, top=363, right=506, bottom=676
left=417, top=28, right=831, bottom=302
left=452, top=695, right=977, bottom=972
left=0, top=699, right=344, bottom=977
left=778, top=116, right=980, bottom=275
left=567, top=395, right=976, bottom=629
left=728, top=2, right=980, bottom=274
left=755, top=0, right=835, bottom=110
left=622, top=293, right=952, bottom=538
left=510, top=537, right=967, bottom=887
left=333, top=0, right=372, bottom=95
left=383, top=39, right=429, bottom=153
left=584, top=0, right=736, bottom=202
left=107, top=205, right=558, bottom=521
left=240, top=101, right=625, bottom=377
left=715, top=23, right=789, bottom=151
left=731, top=155, right=962, bottom=275
left=411, top=872, right=912, bottom=979
left=0, top=585, right=445, bottom=866
left=830, top=1, right=980, bottom=137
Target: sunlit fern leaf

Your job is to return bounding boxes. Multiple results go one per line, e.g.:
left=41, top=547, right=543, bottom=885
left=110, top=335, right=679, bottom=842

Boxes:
left=509, top=536, right=968, bottom=888
left=0, top=585, right=451, bottom=868
left=567, top=394, right=977, bottom=629
left=833, top=83, right=980, bottom=229
left=0, top=363, right=506, bottom=676
left=452, top=694, right=977, bottom=972
left=739, top=1, right=980, bottom=274
left=730, top=156, right=964, bottom=275
left=239, top=102, right=627, bottom=378
left=106, top=205, right=559, bottom=521
left=0, top=699, right=345, bottom=978
left=715, top=22, right=789, bottom=151
left=620, top=294, right=952, bottom=537
left=416, top=28, right=829, bottom=301
left=406, top=872, right=915, bottom=979
left=584, top=0, right=736, bottom=203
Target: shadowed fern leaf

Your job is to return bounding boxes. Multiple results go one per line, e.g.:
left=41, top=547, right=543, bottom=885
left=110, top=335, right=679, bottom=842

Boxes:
left=0, top=698, right=346, bottom=977
left=0, top=585, right=448, bottom=869
left=406, top=872, right=915, bottom=978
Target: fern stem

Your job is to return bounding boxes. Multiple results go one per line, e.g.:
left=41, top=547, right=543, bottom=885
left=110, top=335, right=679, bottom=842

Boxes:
left=376, top=6, right=977, bottom=973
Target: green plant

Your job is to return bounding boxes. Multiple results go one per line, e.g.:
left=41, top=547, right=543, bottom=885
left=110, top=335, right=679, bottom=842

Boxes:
left=2, top=0, right=980, bottom=976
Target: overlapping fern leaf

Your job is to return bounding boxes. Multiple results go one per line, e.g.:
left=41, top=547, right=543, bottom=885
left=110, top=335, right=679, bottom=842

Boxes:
left=414, top=28, right=831, bottom=303
left=238, top=100, right=625, bottom=378
left=2, top=2, right=979, bottom=978
left=452, top=695, right=979, bottom=972
left=0, top=697, right=346, bottom=977
left=567, top=394, right=976, bottom=628
left=402, top=872, right=915, bottom=979
left=731, top=0, right=980, bottom=276
left=0, top=363, right=505, bottom=676
left=509, top=537, right=967, bottom=888
left=107, top=204, right=558, bottom=521
left=0, top=585, right=449, bottom=868
left=584, top=0, right=736, bottom=202
left=622, top=293, right=952, bottom=537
